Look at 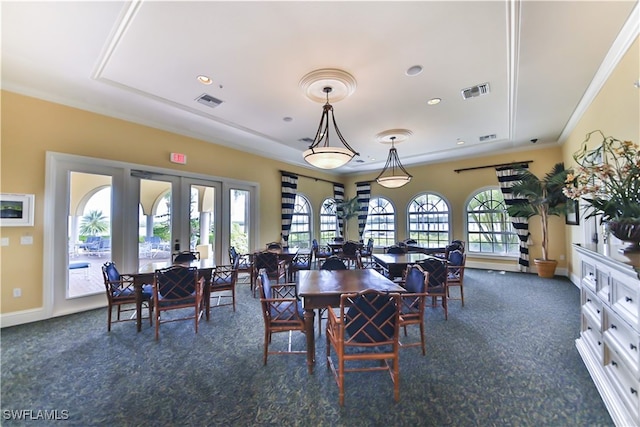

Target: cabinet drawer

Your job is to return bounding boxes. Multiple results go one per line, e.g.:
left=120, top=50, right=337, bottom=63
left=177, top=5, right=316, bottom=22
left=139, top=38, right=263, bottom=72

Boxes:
left=582, top=260, right=597, bottom=293
left=604, top=310, right=640, bottom=379
left=611, top=275, right=640, bottom=329
left=597, top=268, right=611, bottom=303
left=582, top=288, right=603, bottom=330
left=605, top=352, right=640, bottom=423
left=582, top=313, right=604, bottom=363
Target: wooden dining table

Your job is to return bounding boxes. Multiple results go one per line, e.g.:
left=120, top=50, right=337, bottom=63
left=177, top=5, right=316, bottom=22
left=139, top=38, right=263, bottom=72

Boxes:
left=297, top=269, right=405, bottom=373
left=131, top=258, right=216, bottom=331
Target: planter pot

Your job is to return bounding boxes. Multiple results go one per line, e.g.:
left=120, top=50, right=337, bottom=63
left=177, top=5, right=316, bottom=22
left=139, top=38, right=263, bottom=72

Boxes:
left=534, top=259, right=558, bottom=278
left=607, top=221, right=640, bottom=253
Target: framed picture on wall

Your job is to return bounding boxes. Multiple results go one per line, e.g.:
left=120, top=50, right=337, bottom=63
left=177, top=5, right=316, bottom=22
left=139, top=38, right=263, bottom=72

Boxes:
left=0, top=193, right=35, bottom=227
left=565, top=199, right=580, bottom=225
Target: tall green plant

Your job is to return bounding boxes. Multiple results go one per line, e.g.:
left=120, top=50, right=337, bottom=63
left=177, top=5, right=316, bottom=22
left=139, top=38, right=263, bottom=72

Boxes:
left=507, top=162, right=569, bottom=261
left=79, top=210, right=109, bottom=236
left=324, top=196, right=360, bottom=240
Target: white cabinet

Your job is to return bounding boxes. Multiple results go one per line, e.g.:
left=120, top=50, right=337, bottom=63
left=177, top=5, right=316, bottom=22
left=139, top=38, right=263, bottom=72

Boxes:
left=575, top=243, right=640, bottom=426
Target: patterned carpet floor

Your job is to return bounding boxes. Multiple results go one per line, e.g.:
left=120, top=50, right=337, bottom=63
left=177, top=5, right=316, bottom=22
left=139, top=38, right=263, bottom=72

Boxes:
left=1, top=269, right=613, bottom=426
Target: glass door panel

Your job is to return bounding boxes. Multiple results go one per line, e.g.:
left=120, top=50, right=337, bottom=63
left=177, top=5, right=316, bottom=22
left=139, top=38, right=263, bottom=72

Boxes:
left=190, top=184, right=216, bottom=260
left=138, top=178, right=173, bottom=268
left=230, top=189, right=250, bottom=254
left=68, top=172, right=112, bottom=298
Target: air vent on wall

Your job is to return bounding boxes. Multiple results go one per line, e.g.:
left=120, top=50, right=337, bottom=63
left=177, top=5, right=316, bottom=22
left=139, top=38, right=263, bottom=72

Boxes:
left=461, top=83, right=490, bottom=100
left=479, top=134, right=497, bottom=142
left=196, top=93, right=223, bottom=108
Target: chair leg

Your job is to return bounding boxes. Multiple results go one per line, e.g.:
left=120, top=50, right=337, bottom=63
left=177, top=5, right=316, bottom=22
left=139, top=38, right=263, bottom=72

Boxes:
left=107, top=304, right=112, bottom=332
left=460, top=284, right=465, bottom=307
left=419, top=321, right=426, bottom=356
left=263, top=328, right=270, bottom=365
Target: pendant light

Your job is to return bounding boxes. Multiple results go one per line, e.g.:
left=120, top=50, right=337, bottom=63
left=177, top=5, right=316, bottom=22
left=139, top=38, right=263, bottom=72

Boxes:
left=376, top=136, right=412, bottom=188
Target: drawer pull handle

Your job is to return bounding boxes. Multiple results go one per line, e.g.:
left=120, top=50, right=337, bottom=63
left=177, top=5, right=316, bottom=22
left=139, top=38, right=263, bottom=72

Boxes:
left=631, top=344, right=638, bottom=351
left=611, top=324, right=617, bottom=329
left=612, top=360, right=618, bottom=367
left=626, top=296, right=633, bottom=303
left=587, top=298, right=592, bottom=303
left=597, top=309, right=601, bottom=314
left=587, top=326, right=592, bottom=331
left=598, top=341, right=601, bottom=346
left=632, top=388, right=638, bottom=395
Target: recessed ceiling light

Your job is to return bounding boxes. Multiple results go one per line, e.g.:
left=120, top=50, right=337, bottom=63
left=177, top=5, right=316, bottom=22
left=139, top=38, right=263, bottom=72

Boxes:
left=427, top=98, right=441, bottom=105
left=283, top=117, right=293, bottom=122
left=405, top=65, right=423, bottom=76
left=197, top=75, right=213, bottom=85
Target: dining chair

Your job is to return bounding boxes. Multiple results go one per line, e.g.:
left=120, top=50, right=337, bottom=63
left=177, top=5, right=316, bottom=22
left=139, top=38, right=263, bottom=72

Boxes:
left=152, top=265, right=205, bottom=340
left=399, top=264, right=428, bottom=355
left=315, top=256, right=350, bottom=335
left=101, top=262, right=153, bottom=332
left=229, top=246, right=253, bottom=287
left=386, top=245, right=406, bottom=254
left=289, top=251, right=312, bottom=280
left=256, top=269, right=306, bottom=365
left=207, top=263, right=238, bottom=316
left=340, top=240, right=360, bottom=269
left=173, top=251, right=200, bottom=263
left=312, top=238, right=332, bottom=268
left=326, top=289, right=402, bottom=406
left=418, top=257, right=448, bottom=320
left=446, top=249, right=466, bottom=306
left=252, top=251, right=286, bottom=297
left=266, top=241, right=283, bottom=251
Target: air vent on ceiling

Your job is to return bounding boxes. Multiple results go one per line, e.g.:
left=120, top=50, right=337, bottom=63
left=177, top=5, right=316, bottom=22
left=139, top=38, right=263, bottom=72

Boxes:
left=461, top=83, right=490, bottom=100
left=298, top=137, right=314, bottom=144
left=479, top=134, right=497, bottom=142
left=196, top=93, right=223, bottom=108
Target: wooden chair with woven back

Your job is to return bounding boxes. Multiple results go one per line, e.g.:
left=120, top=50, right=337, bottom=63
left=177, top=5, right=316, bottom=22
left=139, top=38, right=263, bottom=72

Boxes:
left=256, top=269, right=306, bottom=365
left=206, top=261, right=238, bottom=318
left=399, top=264, right=429, bottom=355
left=152, top=265, right=205, bottom=340
left=446, top=249, right=466, bottom=306
left=326, top=289, right=402, bottom=406
left=418, top=257, right=448, bottom=320
left=252, top=250, right=286, bottom=297
left=101, top=261, right=153, bottom=331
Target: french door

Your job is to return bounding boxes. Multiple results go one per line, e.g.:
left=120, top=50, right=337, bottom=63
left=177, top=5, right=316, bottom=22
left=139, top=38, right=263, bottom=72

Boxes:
left=45, top=153, right=250, bottom=318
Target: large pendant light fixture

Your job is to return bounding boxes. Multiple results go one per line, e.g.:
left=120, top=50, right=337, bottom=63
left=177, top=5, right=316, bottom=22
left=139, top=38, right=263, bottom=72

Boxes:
left=300, top=69, right=359, bottom=169
left=375, top=129, right=413, bottom=188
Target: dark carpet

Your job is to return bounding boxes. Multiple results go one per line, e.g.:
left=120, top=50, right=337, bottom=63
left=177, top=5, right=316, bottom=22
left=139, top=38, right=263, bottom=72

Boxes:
left=1, top=269, right=613, bottom=426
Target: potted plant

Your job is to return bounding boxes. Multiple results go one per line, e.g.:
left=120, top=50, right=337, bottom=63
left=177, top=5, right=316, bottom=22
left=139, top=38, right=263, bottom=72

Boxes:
left=564, top=131, right=640, bottom=252
left=507, top=162, right=569, bottom=277
left=324, top=196, right=360, bottom=241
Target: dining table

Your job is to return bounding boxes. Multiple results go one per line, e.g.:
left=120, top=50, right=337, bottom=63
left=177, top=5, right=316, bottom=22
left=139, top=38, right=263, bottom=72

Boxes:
left=297, top=269, right=406, bottom=373
left=373, top=252, right=429, bottom=279
left=131, top=258, right=217, bottom=331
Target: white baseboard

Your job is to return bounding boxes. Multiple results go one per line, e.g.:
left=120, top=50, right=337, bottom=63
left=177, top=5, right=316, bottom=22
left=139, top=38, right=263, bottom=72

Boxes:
left=0, top=307, right=48, bottom=328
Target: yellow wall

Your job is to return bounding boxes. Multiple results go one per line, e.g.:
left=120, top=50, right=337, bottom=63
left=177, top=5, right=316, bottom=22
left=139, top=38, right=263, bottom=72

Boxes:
left=561, top=37, right=640, bottom=279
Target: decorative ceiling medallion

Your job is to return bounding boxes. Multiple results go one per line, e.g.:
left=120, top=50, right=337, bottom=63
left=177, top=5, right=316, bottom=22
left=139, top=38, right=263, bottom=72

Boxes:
left=299, top=68, right=357, bottom=103
left=376, top=129, right=413, bottom=144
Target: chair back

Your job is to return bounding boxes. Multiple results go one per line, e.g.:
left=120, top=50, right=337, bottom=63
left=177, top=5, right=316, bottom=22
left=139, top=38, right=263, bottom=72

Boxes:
left=320, top=256, right=348, bottom=271
left=312, top=239, right=319, bottom=251
left=343, top=290, right=401, bottom=344
left=266, top=242, right=283, bottom=251
left=404, top=264, right=428, bottom=294
left=292, top=252, right=312, bottom=270
left=342, top=241, right=360, bottom=258
left=333, top=236, right=344, bottom=243
left=101, top=261, right=136, bottom=300
left=174, top=251, right=199, bottom=263
left=102, top=261, right=120, bottom=284
left=419, top=258, right=447, bottom=288
left=154, top=266, right=199, bottom=300
left=254, top=251, right=280, bottom=274
left=386, top=245, right=406, bottom=254
left=229, top=246, right=238, bottom=263
left=366, top=238, right=374, bottom=252
left=212, top=264, right=238, bottom=288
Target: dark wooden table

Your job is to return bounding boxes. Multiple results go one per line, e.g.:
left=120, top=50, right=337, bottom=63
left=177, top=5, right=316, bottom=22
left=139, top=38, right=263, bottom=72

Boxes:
left=132, top=259, right=216, bottom=330
left=406, top=245, right=447, bottom=255
left=297, top=269, right=405, bottom=373
left=373, top=252, right=429, bottom=279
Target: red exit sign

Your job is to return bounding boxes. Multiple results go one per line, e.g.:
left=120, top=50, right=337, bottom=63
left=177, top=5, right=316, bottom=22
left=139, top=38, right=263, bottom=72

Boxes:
left=170, top=152, right=187, bottom=164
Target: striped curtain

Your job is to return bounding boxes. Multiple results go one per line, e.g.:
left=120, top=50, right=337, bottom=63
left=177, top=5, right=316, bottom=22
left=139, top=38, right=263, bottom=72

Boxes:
left=356, top=181, right=371, bottom=240
left=281, top=172, right=298, bottom=247
left=333, top=183, right=345, bottom=237
left=496, top=165, right=530, bottom=272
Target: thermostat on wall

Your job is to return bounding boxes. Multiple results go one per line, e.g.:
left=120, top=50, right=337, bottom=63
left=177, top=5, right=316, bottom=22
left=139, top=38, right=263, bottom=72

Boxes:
left=170, top=152, right=187, bottom=164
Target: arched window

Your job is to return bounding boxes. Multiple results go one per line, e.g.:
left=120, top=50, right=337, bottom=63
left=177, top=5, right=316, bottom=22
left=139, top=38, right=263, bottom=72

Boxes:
left=408, top=193, right=450, bottom=247
left=466, top=188, right=519, bottom=255
left=289, top=194, right=312, bottom=248
left=319, top=198, right=338, bottom=245
left=363, top=197, right=395, bottom=247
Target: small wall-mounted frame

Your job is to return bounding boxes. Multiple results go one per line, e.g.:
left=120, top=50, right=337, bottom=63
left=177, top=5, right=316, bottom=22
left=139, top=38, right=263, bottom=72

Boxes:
left=565, top=199, right=580, bottom=226
left=0, top=194, right=35, bottom=227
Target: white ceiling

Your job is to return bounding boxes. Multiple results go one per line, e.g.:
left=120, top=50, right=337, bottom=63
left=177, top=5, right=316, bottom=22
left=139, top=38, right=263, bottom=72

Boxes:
left=2, top=1, right=638, bottom=174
